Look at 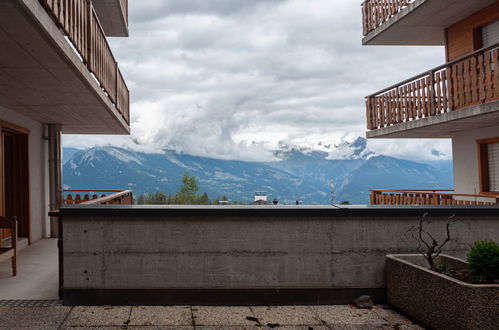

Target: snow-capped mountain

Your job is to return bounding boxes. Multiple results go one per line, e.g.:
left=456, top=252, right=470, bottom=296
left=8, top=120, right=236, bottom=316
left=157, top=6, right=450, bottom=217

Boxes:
left=63, top=138, right=453, bottom=204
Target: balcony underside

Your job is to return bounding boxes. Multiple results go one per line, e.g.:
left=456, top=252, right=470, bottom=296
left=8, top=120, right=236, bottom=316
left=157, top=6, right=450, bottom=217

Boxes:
left=92, top=0, right=128, bottom=37
left=362, top=0, right=496, bottom=46
left=367, top=99, right=499, bottom=138
left=0, top=0, right=129, bottom=134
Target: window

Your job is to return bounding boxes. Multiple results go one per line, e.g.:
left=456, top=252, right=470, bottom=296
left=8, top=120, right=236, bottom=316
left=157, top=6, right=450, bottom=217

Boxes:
left=482, top=19, right=499, bottom=48
left=477, top=138, right=499, bottom=193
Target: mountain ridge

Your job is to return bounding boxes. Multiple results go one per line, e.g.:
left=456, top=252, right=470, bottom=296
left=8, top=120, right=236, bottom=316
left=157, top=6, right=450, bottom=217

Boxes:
left=63, top=138, right=453, bottom=204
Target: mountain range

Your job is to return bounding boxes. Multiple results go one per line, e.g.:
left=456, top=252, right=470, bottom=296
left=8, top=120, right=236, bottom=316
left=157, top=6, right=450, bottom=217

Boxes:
left=62, top=137, right=453, bottom=204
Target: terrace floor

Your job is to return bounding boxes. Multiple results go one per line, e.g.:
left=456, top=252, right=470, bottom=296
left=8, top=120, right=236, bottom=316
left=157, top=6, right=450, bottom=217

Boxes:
left=0, top=238, right=58, bottom=300
left=0, top=304, right=423, bottom=329
left=0, top=239, right=423, bottom=329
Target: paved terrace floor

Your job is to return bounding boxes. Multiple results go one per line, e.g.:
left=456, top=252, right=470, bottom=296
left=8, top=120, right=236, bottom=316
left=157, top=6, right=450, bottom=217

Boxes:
left=0, top=239, right=423, bottom=329
left=0, top=239, right=58, bottom=300
left=0, top=305, right=423, bottom=329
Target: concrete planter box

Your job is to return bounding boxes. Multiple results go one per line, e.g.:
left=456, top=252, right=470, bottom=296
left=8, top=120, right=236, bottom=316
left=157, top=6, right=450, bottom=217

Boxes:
left=386, top=254, right=499, bottom=330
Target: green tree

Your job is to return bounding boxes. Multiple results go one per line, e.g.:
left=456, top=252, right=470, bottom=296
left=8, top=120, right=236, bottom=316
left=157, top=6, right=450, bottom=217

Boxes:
left=177, top=172, right=199, bottom=204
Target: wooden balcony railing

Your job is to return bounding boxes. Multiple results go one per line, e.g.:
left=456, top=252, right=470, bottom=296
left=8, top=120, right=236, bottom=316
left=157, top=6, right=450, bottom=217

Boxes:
left=63, top=190, right=133, bottom=205
left=362, top=0, right=415, bottom=36
left=366, top=43, right=499, bottom=130
left=370, top=189, right=499, bottom=206
left=39, top=0, right=130, bottom=125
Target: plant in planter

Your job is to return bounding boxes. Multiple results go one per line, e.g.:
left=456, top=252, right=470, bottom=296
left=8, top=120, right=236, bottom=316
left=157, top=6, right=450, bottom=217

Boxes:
left=467, top=239, right=499, bottom=284
left=386, top=213, right=499, bottom=330
left=406, top=212, right=458, bottom=271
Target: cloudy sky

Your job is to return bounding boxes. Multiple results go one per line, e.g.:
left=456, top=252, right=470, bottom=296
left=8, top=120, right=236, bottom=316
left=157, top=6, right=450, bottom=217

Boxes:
left=64, top=0, right=451, bottom=161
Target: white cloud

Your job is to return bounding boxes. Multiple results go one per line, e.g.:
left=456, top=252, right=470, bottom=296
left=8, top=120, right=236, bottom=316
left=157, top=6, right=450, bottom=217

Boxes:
left=66, top=0, right=449, bottom=161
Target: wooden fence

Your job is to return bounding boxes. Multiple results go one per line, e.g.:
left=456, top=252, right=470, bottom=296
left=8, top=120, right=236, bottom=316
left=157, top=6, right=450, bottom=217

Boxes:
left=39, top=0, right=130, bottom=125
left=64, top=190, right=133, bottom=205
left=366, top=44, right=499, bottom=130
left=362, top=0, right=414, bottom=36
left=370, top=189, right=499, bottom=206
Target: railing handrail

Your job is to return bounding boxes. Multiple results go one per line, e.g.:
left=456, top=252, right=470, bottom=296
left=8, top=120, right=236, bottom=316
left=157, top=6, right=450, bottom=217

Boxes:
left=64, top=189, right=125, bottom=193
left=362, top=0, right=416, bottom=36
left=80, top=190, right=133, bottom=205
left=366, top=42, right=499, bottom=98
left=371, top=189, right=499, bottom=199
left=370, top=189, right=454, bottom=192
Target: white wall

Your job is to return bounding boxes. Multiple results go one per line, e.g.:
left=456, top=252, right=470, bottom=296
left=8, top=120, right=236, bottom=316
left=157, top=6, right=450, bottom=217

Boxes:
left=451, top=125, right=499, bottom=196
left=0, top=106, right=49, bottom=242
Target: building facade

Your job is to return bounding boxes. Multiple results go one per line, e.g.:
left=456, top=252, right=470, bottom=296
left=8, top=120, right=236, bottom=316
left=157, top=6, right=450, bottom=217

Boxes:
left=362, top=0, right=499, bottom=205
left=0, top=0, right=130, bottom=246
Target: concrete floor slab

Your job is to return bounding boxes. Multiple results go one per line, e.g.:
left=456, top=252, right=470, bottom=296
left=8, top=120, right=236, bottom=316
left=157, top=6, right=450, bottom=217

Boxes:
left=0, top=239, right=58, bottom=300
left=129, top=306, right=192, bottom=326
left=63, top=306, right=131, bottom=327
left=193, top=306, right=255, bottom=326
left=0, top=306, right=70, bottom=328
left=251, top=306, right=323, bottom=326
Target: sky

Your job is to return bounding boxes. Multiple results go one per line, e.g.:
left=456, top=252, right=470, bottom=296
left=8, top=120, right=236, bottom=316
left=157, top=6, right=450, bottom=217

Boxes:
left=64, top=0, right=452, bottom=162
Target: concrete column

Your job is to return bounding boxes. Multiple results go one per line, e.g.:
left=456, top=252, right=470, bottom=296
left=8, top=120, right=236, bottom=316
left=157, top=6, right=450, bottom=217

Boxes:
left=48, top=124, right=62, bottom=238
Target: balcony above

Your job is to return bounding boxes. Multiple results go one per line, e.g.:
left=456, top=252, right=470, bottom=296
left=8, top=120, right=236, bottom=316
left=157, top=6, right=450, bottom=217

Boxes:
left=0, top=0, right=130, bottom=134
left=366, top=44, right=499, bottom=138
left=362, top=0, right=497, bottom=45
left=92, top=0, right=129, bottom=37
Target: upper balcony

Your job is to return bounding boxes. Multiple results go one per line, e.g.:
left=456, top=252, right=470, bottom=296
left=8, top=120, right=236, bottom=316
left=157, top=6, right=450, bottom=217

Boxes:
left=361, top=0, right=497, bottom=45
left=92, top=0, right=129, bottom=37
left=365, top=43, right=499, bottom=138
left=0, top=0, right=130, bottom=134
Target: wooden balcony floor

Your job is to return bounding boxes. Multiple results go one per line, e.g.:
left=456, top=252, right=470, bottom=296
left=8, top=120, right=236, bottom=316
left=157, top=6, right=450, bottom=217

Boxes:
left=0, top=238, right=58, bottom=300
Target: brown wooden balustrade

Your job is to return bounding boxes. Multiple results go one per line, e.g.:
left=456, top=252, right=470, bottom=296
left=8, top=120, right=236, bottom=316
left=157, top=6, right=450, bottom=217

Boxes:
left=39, top=0, right=130, bottom=125
left=366, top=43, right=499, bottom=130
left=63, top=190, right=133, bottom=205
left=370, top=189, right=499, bottom=206
left=362, top=0, right=414, bottom=36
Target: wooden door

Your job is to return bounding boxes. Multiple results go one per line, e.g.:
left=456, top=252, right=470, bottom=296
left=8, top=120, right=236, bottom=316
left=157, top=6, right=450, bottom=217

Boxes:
left=0, top=126, right=30, bottom=244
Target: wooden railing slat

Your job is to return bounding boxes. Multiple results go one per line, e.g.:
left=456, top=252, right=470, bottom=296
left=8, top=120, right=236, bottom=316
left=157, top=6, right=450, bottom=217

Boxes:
left=39, top=0, right=130, bottom=125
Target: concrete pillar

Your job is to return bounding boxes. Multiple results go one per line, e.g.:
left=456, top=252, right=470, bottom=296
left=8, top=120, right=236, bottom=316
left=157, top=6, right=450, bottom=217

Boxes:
left=48, top=124, right=62, bottom=238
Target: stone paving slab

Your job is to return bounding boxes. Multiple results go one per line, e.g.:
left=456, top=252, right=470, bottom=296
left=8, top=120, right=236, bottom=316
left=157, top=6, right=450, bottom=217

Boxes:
left=0, top=306, right=70, bottom=329
left=251, top=306, right=323, bottom=326
left=0, top=305, right=423, bottom=329
left=193, top=306, right=256, bottom=326
left=129, top=306, right=192, bottom=326
left=63, top=306, right=131, bottom=327
left=311, top=305, right=388, bottom=327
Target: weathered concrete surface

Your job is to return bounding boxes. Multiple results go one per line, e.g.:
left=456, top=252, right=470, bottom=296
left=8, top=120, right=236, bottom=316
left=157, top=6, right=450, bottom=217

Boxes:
left=62, top=208, right=499, bottom=290
left=386, top=254, right=499, bottom=330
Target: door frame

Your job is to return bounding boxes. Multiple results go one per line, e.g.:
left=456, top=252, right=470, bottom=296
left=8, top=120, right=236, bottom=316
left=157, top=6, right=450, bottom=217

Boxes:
left=0, top=120, right=31, bottom=244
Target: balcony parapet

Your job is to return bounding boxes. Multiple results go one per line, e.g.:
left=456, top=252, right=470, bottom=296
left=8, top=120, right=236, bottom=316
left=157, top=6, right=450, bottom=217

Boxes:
left=362, top=0, right=415, bottom=36
left=39, top=0, right=130, bottom=125
left=370, top=189, right=499, bottom=206
left=63, top=189, right=133, bottom=205
left=366, top=43, right=499, bottom=131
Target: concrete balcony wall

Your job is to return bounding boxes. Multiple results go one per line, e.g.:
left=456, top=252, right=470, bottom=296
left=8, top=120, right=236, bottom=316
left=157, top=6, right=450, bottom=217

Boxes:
left=59, top=206, right=499, bottom=305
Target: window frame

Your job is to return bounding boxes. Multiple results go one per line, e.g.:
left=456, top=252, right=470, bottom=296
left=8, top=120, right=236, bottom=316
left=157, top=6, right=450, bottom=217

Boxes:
left=477, top=137, right=499, bottom=194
